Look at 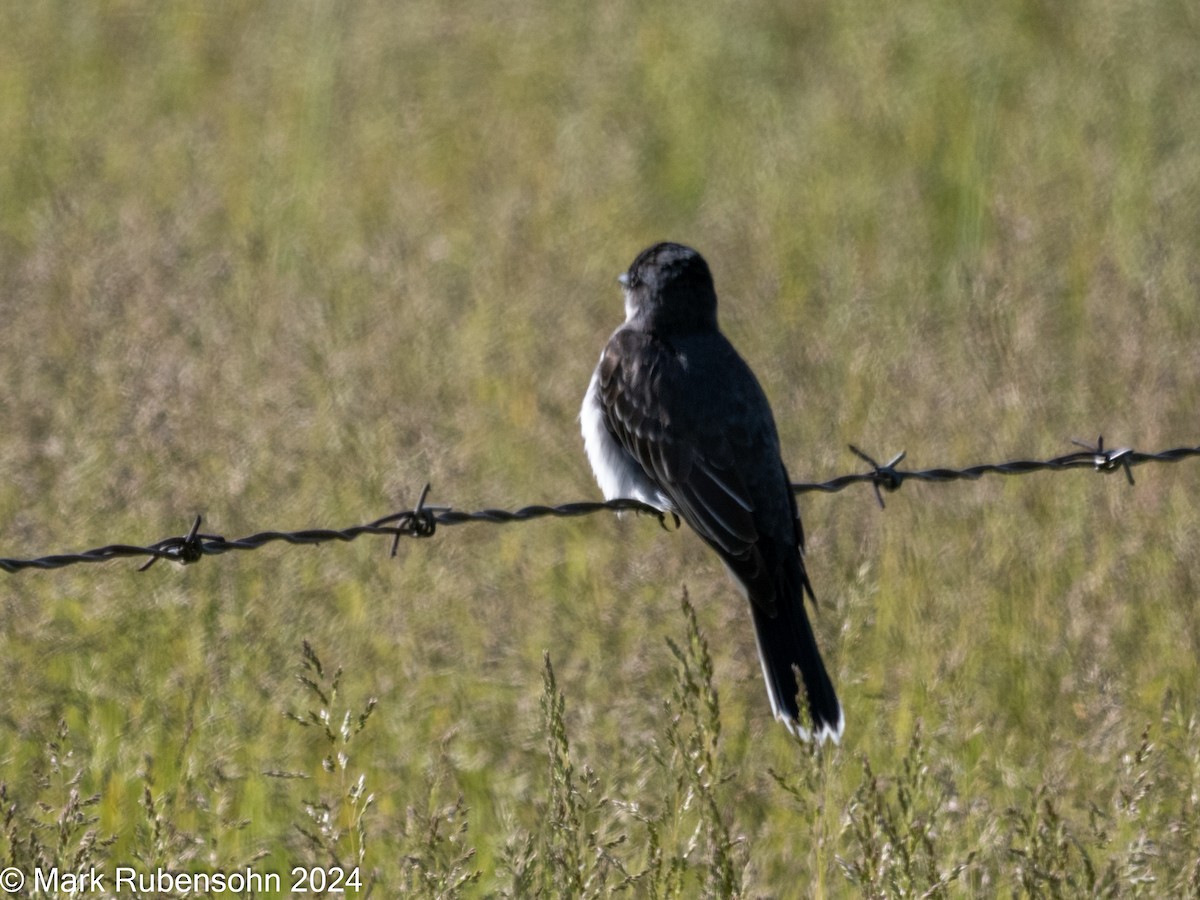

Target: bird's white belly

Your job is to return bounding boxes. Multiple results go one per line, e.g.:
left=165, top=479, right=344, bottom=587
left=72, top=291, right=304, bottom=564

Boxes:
left=580, top=368, right=673, bottom=510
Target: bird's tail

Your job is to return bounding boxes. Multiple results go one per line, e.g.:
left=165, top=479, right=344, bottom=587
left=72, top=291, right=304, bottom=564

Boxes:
left=748, top=577, right=843, bottom=743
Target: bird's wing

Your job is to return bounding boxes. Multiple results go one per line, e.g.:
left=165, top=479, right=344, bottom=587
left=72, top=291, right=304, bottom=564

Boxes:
left=596, top=329, right=761, bottom=561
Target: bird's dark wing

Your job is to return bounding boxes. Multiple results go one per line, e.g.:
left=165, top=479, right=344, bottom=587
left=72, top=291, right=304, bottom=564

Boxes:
left=596, top=327, right=840, bottom=738
left=596, top=328, right=766, bottom=569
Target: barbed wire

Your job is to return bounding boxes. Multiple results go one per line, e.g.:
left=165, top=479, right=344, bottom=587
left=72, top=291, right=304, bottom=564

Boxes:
left=2, top=437, right=1197, bottom=575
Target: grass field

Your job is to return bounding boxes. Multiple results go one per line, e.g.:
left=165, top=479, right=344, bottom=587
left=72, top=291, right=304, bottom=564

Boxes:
left=2, top=1, right=1199, bottom=896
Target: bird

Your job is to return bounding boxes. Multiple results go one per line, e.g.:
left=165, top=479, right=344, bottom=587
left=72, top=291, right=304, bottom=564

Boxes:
left=580, top=241, right=843, bottom=742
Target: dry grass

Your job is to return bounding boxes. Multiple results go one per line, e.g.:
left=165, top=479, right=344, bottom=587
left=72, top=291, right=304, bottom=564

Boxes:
left=2, top=1, right=1200, bottom=895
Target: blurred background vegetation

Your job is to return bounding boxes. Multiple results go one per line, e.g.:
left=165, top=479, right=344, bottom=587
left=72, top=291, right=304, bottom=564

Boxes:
left=1, top=0, right=1198, bottom=895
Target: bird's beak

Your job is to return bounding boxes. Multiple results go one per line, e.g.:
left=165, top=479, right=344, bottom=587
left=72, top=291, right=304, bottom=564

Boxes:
left=617, top=273, right=630, bottom=287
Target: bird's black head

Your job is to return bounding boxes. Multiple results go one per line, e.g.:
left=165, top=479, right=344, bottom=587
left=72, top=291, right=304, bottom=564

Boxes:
left=620, top=242, right=719, bottom=335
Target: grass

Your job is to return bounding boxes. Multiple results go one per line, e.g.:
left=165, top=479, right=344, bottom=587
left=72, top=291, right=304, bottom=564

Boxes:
left=1, top=0, right=1199, bottom=895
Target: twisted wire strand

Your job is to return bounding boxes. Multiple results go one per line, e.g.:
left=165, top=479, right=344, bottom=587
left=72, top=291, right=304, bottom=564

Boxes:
left=3, top=438, right=1197, bottom=574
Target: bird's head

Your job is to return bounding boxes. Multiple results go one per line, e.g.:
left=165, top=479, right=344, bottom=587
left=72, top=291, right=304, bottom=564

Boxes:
left=619, top=242, right=719, bottom=335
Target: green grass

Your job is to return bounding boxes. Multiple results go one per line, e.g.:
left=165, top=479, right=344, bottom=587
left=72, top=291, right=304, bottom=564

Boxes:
left=2, top=1, right=1200, bottom=895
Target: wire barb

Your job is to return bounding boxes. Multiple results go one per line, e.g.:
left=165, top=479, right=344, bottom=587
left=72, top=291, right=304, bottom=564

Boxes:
left=138, top=515, right=211, bottom=571
left=1071, top=435, right=1135, bottom=485
left=2, top=438, right=1198, bottom=574
left=388, top=483, right=437, bottom=558
left=848, top=445, right=908, bottom=509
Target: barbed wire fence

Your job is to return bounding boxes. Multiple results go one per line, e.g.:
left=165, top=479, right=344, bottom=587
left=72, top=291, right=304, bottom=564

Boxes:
left=2, top=436, right=1197, bottom=575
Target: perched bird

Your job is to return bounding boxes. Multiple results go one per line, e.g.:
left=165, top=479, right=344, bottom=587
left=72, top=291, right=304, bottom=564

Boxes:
left=580, top=242, right=843, bottom=742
